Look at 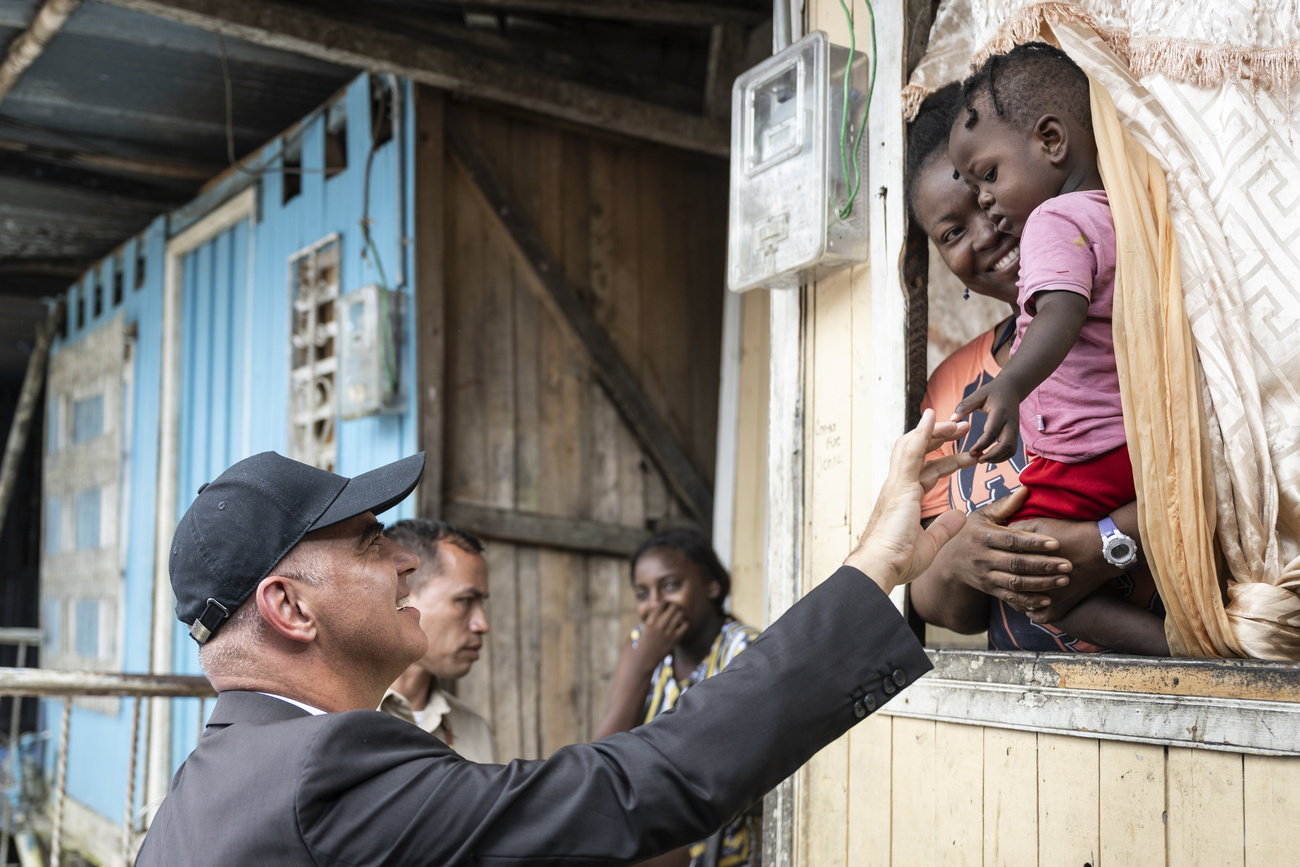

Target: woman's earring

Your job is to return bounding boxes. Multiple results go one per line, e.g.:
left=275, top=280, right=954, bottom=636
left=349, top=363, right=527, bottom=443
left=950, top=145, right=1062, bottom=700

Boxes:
left=963, top=287, right=970, bottom=300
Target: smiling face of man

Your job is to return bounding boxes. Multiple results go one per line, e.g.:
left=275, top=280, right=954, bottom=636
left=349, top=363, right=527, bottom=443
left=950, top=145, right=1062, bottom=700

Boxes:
left=303, top=512, right=428, bottom=688
left=409, top=542, right=490, bottom=681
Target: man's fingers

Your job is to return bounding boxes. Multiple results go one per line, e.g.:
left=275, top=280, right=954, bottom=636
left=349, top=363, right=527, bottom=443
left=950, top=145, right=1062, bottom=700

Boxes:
left=919, top=452, right=978, bottom=493
left=925, top=420, right=969, bottom=453
left=925, top=509, right=967, bottom=552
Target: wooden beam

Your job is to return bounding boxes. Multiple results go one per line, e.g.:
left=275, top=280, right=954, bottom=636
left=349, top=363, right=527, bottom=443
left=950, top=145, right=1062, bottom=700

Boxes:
left=0, top=151, right=189, bottom=205
left=0, top=138, right=216, bottom=182
left=414, top=86, right=447, bottom=521
left=0, top=0, right=81, bottom=106
left=447, top=115, right=714, bottom=524
left=444, top=502, right=651, bottom=558
left=96, top=0, right=728, bottom=156
left=0, top=299, right=62, bottom=533
left=462, top=0, right=767, bottom=26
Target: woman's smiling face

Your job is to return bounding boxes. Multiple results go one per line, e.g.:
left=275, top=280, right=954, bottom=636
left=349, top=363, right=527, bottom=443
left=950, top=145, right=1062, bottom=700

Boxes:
left=911, top=151, right=1021, bottom=306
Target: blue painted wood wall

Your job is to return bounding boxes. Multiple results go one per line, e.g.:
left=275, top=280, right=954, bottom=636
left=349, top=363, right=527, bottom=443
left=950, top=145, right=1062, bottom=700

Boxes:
left=42, top=73, right=420, bottom=829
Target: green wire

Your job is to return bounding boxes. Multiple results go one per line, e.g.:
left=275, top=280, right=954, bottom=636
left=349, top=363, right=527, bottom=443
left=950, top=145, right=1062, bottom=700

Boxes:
left=836, top=0, right=876, bottom=220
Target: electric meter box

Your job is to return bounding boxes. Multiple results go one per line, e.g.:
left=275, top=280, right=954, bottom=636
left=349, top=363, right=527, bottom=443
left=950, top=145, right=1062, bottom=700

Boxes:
left=339, top=283, right=406, bottom=419
left=727, top=31, right=869, bottom=292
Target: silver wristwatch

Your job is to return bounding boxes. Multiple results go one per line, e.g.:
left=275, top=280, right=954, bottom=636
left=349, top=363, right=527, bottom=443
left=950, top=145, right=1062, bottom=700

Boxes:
left=1098, top=516, right=1138, bottom=569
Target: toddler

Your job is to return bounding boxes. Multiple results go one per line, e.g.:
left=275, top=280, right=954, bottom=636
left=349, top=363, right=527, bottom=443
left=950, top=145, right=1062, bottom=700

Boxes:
left=946, top=42, right=1165, bottom=652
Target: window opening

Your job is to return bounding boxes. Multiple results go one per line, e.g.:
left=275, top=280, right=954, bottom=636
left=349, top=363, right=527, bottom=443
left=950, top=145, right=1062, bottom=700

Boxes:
left=92, top=274, right=102, bottom=319
left=46, top=397, right=60, bottom=454
left=369, top=75, right=394, bottom=148
left=282, top=137, right=303, bottom=204
left=289, top=235, right=341, bottom=472
left=75, top=286, right=84, bottom=331
left=71, top=394, right=103, bottom=444
left=112, top=257, right=124, bottom=307
left=74, top=599, right=99, bottom=658
left=44, top=497, right=61, bottom=554
left=325, top=98, right=348, bottom=179
left=43, top=600, right=59, bottom=655
left=75, top=487, right=100, bottom=550
left=134, top=249, right=146, bottom=291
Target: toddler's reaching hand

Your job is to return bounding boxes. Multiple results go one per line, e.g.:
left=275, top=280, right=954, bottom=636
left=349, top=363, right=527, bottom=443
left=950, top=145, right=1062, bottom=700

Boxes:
left=951, top=378, right=1021, bottom=464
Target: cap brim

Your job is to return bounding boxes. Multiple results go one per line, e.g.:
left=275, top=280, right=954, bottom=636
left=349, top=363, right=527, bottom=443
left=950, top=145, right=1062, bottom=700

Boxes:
left=309, top=452, right=425, bottom=531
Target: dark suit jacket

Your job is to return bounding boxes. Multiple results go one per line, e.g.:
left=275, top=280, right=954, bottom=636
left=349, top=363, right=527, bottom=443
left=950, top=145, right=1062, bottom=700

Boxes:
left=136, top=566, right=931, bottom=866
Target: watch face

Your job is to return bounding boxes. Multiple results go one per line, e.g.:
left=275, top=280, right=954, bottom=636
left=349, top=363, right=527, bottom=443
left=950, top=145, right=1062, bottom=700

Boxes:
left=1104, top=535, right=1137, bottom=567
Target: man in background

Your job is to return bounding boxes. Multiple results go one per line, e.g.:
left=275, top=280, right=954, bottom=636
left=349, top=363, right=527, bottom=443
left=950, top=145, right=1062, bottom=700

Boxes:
left=379, top=519, right=496, bottom=763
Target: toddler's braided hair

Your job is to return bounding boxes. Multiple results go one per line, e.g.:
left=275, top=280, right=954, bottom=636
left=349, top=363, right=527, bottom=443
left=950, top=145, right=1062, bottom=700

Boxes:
left=960, top=42, right=1092, bottom=134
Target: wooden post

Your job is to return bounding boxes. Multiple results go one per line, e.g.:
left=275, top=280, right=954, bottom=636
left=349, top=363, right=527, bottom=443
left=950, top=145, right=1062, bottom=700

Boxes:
left=414, top=86, right=447, bottom=520
left=0, top=298, right=63, bottom=532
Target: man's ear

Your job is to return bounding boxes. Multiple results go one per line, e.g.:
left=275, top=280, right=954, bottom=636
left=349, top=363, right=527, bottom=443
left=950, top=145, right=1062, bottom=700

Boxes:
left=707, top=579, right=722, bottom=602
left=1035, top=115, right=1069, bottom=164
left=255, top=574, right=318, bottom=644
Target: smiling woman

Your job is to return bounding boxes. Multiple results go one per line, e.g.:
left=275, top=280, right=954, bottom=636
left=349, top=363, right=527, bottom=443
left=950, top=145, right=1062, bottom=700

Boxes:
left=904, top=83, right=1167, bottom=657
left=594, top=527, right=761, bottom=867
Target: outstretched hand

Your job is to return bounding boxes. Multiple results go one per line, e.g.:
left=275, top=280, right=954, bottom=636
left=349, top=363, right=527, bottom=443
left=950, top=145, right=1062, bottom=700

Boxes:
left=950, top=378, right=1022, bottom=464
left=844, top=409, right=977, bottom=594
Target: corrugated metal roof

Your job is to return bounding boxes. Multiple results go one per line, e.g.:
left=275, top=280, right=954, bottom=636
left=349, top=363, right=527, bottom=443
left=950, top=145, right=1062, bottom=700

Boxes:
left=0, top=0, right=768, bottom=370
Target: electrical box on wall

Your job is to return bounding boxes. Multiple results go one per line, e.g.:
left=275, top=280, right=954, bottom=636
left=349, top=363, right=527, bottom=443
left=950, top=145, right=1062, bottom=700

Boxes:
left=339, top=284, right=405, bottom=419
left=727, top=31, right=869, bottom=293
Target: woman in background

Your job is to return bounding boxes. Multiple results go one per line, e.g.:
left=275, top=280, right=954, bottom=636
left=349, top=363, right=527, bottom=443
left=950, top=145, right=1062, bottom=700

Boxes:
left=596, top=527, right=761, bottom=867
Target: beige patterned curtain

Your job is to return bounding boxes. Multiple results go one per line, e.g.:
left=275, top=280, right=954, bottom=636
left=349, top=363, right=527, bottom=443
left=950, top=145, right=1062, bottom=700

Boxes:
left=906, top=1, right=1300, bottom=659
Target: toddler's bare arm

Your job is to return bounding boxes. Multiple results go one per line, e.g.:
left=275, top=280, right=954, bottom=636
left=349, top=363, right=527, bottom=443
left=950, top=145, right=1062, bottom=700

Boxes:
left=952, top=291, right=1089, bottom=463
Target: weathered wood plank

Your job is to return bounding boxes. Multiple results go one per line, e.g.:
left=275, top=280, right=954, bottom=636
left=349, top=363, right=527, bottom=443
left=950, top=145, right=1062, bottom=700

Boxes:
left=442, top=502, right=650, bottom=558
left=927, top=649, right=1300, bottom=702
left=483, top=541, right=522, bottom=759
left=890, top=716, right=937, bottom=867
left=97, top=0, right=728, bottom=156
left=446, top=162, right=488, bottom=504
left=1243, top=754, right=1300, bottom=866
left=1098, top=741, right=1166, bottom=865
left=414, top=86, right=446, bottom=519
left=806, top=733, right=849, bottom=866
left=892, top=652, right=1300, bottom=755
left=983, top=728, right=1038, bottom=867
left=846, top=714, right=892, bottom=867
left=1037, top=733, right=1099, bottom=867
left=933, top=721, right=983, bottom=867
left=1167, top=747, right=1244, bottom=867
left=516, top=546, right=542, bottom=759
left=447, top=116, right=714, bottom=525
left=727, top=289, right=768, bottom=628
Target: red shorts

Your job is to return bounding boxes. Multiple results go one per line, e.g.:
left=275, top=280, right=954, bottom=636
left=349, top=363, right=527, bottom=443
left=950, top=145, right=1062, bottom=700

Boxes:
left=1013, top=444, right=1136, bottom=523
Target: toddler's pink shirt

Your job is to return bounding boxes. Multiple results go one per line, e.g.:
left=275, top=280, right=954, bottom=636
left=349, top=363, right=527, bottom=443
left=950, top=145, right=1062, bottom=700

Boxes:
left=1011, top=189, right=1125, bottom=463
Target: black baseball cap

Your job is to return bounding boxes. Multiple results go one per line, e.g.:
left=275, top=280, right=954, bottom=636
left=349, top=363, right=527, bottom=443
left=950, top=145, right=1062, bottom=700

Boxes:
left=170, top=451, right=425, bottom=645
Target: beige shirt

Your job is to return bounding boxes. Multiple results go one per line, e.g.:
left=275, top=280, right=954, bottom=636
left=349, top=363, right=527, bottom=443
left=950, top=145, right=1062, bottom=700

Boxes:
left=378, top=686, right=498, bottom=764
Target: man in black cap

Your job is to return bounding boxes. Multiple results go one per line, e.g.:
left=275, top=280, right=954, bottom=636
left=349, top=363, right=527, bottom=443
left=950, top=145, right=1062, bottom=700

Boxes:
left=137, top=411, right=973, bottom=866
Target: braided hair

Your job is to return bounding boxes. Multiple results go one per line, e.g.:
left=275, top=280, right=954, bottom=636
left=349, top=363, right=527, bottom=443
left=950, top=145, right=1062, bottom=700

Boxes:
left=905, top=82, right=963, bottom=223
left=960, top=42, right=1092, bottom=134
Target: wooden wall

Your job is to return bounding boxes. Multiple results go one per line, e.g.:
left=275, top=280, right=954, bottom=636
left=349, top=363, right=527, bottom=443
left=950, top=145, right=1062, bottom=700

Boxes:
left=799, top=715, right=1300, bottom=867
left=428, top=98, right=730, bottom=759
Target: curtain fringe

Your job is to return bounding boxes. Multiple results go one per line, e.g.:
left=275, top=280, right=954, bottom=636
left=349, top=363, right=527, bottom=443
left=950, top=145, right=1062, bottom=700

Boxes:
left=902, top=1, right=1300, bottom=120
